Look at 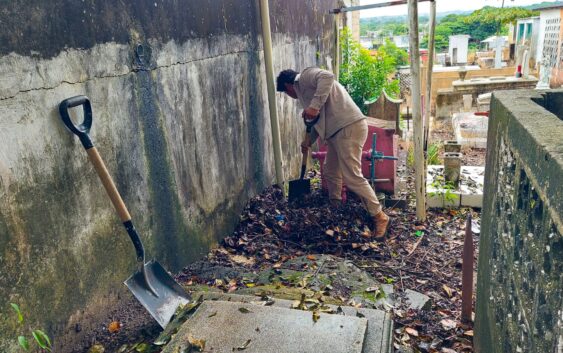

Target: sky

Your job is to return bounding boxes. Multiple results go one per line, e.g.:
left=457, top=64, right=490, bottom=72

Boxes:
left=359, top=0, right=550, bottom=17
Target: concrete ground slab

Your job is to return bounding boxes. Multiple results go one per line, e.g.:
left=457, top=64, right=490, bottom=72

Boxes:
left=196, top=292, right=393, bottom=353
left=162, top=300, right=367, bottom=353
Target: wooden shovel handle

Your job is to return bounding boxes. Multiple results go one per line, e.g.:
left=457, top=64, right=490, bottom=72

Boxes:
left=86, top=147, right=132, bottom=222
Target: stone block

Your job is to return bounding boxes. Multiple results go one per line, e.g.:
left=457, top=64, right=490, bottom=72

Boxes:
left=404, top=289, right=432, bottom=311
left=427, top=166, right=484, bottom=209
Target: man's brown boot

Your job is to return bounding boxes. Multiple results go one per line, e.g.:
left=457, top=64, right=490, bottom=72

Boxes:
left=373, top=211, right=390, bottom=240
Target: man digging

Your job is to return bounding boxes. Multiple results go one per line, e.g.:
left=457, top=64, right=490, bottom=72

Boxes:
left=277, top=67, right=390, bottom=240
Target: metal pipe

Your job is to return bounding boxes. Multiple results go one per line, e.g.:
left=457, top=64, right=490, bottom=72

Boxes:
left=330, top=0, right=431, bottom=14
left=259, top=0, right=284, bottom=187
left=462, top=213, right=474, bottom=322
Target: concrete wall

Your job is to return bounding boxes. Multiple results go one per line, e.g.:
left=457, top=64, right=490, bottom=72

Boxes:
left=434, top=76, right=538, bottom=119
left=475, top=90, right=563, bottom=353
left=420, top=66, right=518, bottom=114
left=0, top=0, right=337, bottom=350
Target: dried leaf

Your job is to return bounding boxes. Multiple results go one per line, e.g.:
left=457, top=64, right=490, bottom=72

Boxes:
left=188, top=335, right=206, bottom=351
left=325, top=229, right=335, bottom=237
left=238, top=307, right=252, bottom=314
left=230, top=255, right=256, bottom=266
left=306, top=255, right=317, bottom=260
left=108, top=321, right=121, bottom=333
left=441, top=348, right=457, bottom=353
left=233, top=339, right=251, bottom=351
left=440, top=319, right=457, bottom=330
left=312, top=310, right=320, bottom=322
left=405, top=327, right=419, bottom=337
left=463, top=330, right=474, bottom=336
left=442, top=284, right=454, bottom=298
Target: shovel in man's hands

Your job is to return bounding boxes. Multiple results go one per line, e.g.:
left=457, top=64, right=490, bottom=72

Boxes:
left=288, top=125, right=313, bottom=202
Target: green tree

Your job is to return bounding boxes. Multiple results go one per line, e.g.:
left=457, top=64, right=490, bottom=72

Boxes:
left=339, top=27, right=399, bottom=114
left=378, top=39, right=409, bottom=67
left=421, top=6, right=537, bottom=51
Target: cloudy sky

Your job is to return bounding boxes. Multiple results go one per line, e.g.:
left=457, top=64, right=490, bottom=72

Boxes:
left=359, top=0, right=552, bottom=17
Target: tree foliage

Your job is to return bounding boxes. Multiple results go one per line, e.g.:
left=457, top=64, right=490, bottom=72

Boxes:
left=378, top=39, right=409, bottom=67
left=339, top=27, right=400, bottom=114
left=421, top=6, right=538, bottom=51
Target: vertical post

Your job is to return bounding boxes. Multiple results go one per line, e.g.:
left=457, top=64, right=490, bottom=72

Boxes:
left=335, top=13, right=341, bottom=81
left=408, top=0, right=426, bottom=220
left=259, top=0, right=284, bottom=187
left=462, top=213, right=474, bottom=322
left=424, top=0, right=436, bottom=149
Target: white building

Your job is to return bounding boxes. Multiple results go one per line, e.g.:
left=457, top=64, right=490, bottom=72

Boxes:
left=449, top=35, right=470, bottom=65
left=392, top=35, right=409, bottom=49
left=536, top=3, right=563, bottom=69
left=514, top=17, right=540, bottom=66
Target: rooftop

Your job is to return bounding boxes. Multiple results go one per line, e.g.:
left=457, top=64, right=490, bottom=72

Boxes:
left=534, top=1, right=563, bottom=11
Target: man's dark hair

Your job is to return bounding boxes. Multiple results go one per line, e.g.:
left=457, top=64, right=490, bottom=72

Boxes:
left=276, top=69, right=298, bottom=92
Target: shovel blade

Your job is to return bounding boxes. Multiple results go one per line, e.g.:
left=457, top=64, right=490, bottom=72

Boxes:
left=125, top=260, right=190, bottom=328
left=288, top=179, right=311, bottom=202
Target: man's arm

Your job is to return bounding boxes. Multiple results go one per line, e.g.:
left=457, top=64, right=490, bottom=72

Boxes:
left=303, top=69, right=335, bottom=118
left=309, top=69, right=334, bottom=110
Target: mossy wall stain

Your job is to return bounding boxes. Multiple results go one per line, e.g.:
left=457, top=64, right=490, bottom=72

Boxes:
left=0, top=0, right=339, bottom=350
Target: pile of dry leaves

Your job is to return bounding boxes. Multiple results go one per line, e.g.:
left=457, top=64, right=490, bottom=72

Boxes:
left=179, top=181, right=479, bottom=353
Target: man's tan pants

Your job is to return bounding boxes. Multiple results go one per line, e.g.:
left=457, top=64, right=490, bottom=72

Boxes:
left=324, top=119, right=382, bottom=217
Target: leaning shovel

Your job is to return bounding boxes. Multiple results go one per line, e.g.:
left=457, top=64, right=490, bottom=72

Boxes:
left=59, top=95, right=189, bottom=328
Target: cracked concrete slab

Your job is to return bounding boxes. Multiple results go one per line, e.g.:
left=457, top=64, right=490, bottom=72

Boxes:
left=162, top=300, right=367, bottom=353
left=189, top=292, right=393, bottom=353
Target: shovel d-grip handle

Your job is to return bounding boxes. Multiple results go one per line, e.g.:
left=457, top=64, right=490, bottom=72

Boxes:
left=59, top=95, right=94, bottom=149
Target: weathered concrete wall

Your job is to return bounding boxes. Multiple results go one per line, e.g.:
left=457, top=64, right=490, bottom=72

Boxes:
left=435, top=78, right=538, bottom=119
left=0, top=0, right=337, bottom=350
left=475, top=90, right=563, bottom=353
left=420, top=66, right=517, bottom=114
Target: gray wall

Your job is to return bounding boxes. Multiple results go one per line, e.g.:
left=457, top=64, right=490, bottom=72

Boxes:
left=0, top=0, right=338, bottom=350
left=475, top=90, right=563, bottom=353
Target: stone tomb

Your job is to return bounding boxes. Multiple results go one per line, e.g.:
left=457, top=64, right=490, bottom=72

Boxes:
left=426, top=165, right=485, bottom=208
left=452, top=112, right=489, bottom=148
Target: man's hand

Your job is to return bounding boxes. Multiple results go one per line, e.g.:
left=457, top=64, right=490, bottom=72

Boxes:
left=302, top=107, right=320, bottom=120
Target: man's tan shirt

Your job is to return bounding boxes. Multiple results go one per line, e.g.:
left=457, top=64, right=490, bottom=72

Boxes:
left=294, top=67, right=366, bottom=141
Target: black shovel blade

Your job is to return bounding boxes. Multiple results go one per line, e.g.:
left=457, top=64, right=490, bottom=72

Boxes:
left=288, top=179, right=311, bottom=202
left=124, top=260, right=190, bottom=328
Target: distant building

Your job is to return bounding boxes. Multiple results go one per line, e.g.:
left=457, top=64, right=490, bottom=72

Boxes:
left=392, top=35, right=409, bottom=49
left=481, top=36, right=509, bottom=51
left=535, top=2, right=563, bottom=87
left=449, top=35, right=470, bottom=65
left=514, top=17, right=540, bottom=67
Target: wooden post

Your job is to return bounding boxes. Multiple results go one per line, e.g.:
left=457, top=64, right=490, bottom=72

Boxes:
left=424, top=0, right=436, bottom=149
left=408, top=0, right=426, bottom=220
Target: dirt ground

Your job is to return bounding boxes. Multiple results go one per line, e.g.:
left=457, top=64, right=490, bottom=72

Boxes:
left=62, top=120, right=485, bottom=353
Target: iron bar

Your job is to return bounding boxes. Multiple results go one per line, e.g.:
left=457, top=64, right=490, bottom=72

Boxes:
left=330, top=0, right=432, bottom=14
left=462, top=213, right=474, bottom=322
